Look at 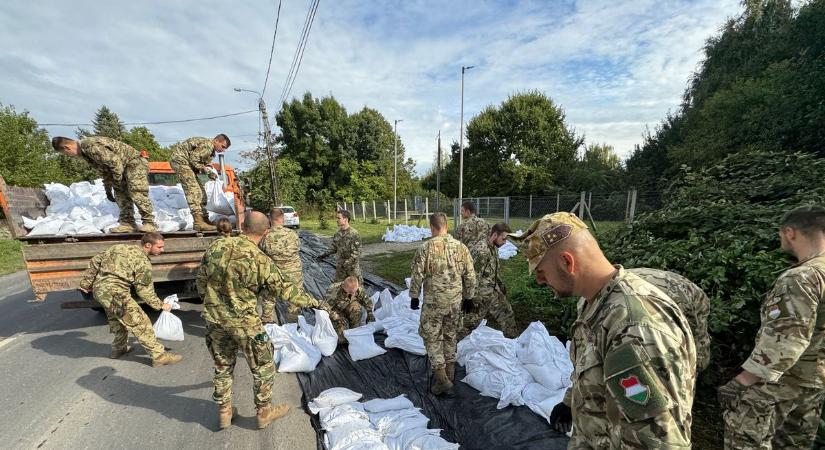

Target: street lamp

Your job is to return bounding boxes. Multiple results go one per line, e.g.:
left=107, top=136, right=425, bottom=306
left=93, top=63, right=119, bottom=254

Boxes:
left=393, top=119, right=403, bottom=221
left=234, top=87, right=279, bottom=206
left=458, top=65, right=474, bottom=225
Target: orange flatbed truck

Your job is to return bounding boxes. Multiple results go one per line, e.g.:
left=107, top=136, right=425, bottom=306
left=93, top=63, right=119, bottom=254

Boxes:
left=0, top=160, right=246, bottom=303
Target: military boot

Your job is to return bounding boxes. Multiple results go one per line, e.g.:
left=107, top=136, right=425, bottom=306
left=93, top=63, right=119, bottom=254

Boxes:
left=138, top=223, right=158, bottom=233
left=218, top=402, right=237, bottom=429
left=110, top=223, right=137, bottom=233
left=256, top=403, right=290, bottom=429
left=445, top=362, right=456, bottom=382
left=110, top=346, right=132, bottom=359
left=193, top=216, right=217, bottom=232
left=431, top=367, right=453, bottom=395
left=152, top=352, right=183, bottom=368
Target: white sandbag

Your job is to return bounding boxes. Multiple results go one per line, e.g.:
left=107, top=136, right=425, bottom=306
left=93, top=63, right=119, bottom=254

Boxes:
left=373, top=289, right=396, bottom=320
left=277, top=333, right=321, bottom=373
left=319, top=403, right=370, bottom=431
left=522, top=383, right=567, bottom=423
left=385, top=427, right=442, bottom=450
left=325, top=421, right=386, bottom=450
left=362, top=395, right=414, bottom=413
left=344, top=325, right=386, bottom=361
left=409, top=434, right=460, bottom=450
left=312, top=308, right=339, bottom=356
left=152, top=311, right=184, bottom=341
left=264, top=323, right=294, bottom=364
left=205, top=179, right=235, bottom=216
left=298, top=315, right=315, bottom=341
left=26, top=217, right=63, bottom=236
left=370, top=408, right=430, bottom=437
left=384, top=333, right=426, bottom=355
left=517, top=322, right=574, bottom=391
left=382, top=224, right=431, bottom=242
left=309, top=387, right=364, bottom=414
left=498, top=240, right=519, bottom=260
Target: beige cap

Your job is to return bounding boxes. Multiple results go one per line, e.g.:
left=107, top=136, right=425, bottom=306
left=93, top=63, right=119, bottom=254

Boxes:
left=510, top=212, right=588, bottom=273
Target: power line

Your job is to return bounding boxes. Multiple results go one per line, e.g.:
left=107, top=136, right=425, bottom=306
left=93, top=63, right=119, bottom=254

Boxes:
left=278, top=0, right=320, bottom=106
left=261, top=0, right=283, bottom=97
left=40, top=110, right=258, bottom=127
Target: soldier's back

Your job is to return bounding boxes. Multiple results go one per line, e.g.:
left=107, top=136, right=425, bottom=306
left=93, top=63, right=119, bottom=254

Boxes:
left=95, top=244, right=147, bottom=289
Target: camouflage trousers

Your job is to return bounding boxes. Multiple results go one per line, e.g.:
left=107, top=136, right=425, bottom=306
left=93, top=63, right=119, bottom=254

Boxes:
left=205, top=322, right=275, bottom=407
left=419, top=302, right=461, bottom=370
left=459, top=287, right=517, bottom=339
left=94, top=286, right=165, bottom=360
left=335, top=262, right=362, bottom=284
left=329, top=302, right=365, bottom=343
left=115, top=158, right=154, bottom=226
left=170, top=159, right=207, bottom=217
left=723, top=380, right=825, bottom=449
left=260, top=268, right=304, bottom=323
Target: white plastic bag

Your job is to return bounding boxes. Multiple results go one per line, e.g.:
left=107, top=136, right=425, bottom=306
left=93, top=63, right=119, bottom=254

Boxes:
left=205, top=179, right=235, bottom=216
left=277, top=334, right=322, bottom=373
left=319, top=402, right=370, bottom=431
left=362, top=395, right=414, bottom=413
left=309, top=387, right=363, bottom=414
left=153, top=311, right=184, bottom=341
left=344, top=325, right=386, bottom=361
left=312, top=309, right=339, bottom=356
left=163, top=294, right=181, bottom=310
left=325, top=422, right=386, bottom=450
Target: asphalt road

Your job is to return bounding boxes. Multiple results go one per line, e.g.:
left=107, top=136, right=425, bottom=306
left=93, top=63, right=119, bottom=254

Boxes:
left=0, top=271, right=317, bottom=450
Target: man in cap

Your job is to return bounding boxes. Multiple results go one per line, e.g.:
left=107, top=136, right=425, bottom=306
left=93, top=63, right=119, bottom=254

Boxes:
left=719, top=205, right=825, bottom=449
left=317, top=209, right=362, bottom=283
left=459, top=222, right=518, bottom=339
left=169, top=134, right=231, bottom=232
left=323, top=276, right=375, bottom=344
left=410, top=212, right=476, bottom=395
left=78, top=232, right=182, bottom=366
left=259, top=207, right=304, bottom=323
left=515, top=212, right=695, bottom=448
left=455, top=200, right=491, bottom=248
left=52, top=136, right=156, bottom=233
left=197, top=210, right=320, bottom=430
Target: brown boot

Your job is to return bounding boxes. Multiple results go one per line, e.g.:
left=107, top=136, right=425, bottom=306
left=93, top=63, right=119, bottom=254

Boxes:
left=218, top=402, right=236, bottom=429
left=431, top=367, right=453, bottom=395
left=152, top=352, right=183, bottom=368
left=110, top=346, right=132, bottom=359
left=193, top=216, right=217, bottom=232
left=138, top=223, right=158, bottom=233
left=445, top=362, right=456, bottom=382
left=110, top=223, right=137, bottom=233
left=256, top=403, right=290, bottom=429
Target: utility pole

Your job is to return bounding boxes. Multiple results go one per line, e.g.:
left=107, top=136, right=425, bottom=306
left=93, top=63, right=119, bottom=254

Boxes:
left=436, top=130, right=441, bottom=211
left=393, top=119, right=402, bottom=222
left=235, top=88, right=279, bottom=206
left=458, top=65, right=474, bottom=225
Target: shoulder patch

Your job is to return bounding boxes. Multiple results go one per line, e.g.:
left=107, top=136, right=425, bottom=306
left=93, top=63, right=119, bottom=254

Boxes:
left=604, top=341, right=674, bottom=422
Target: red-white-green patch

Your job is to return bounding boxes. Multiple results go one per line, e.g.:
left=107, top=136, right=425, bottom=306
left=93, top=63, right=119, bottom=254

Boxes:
left=768, top=305, right=781, bottom=320
left=620, top=375, right=649, bottom=405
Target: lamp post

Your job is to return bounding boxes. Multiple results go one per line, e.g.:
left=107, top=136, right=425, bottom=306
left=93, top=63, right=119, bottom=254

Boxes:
left=458, top=65, right=474, bottom=225
left=234, top=88, right=279, bottom=206
left=393, top=119, right=403, bottom=222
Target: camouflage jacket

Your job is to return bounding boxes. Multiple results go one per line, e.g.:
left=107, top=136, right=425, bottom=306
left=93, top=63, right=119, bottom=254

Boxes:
left=319, top=227, right=361, bottom=269
left=742, top=251, right=825, bottom=388
left=409, top=235, right=476, bottom=311
left=324, top=282, right=374, bottom=321
left=79, top=136, right=141, bottom=188
left=568, top=266, right=695, bottom=449
left=196, top=234, right=318, bottom=328
left=469, top=239, right=502, bottom=301
left=78, top=244, right=163, bottom=310
left=456, top=215, right=490, bottom=248
left=629, top=268, right=711, bottom=372
left=170, top=137, right=215, bottom=173
left=259, top=225, right=303, bottom=286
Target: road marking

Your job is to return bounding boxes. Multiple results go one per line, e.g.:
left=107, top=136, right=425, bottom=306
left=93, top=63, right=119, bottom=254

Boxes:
left=0, top=334, right=21, bottom=351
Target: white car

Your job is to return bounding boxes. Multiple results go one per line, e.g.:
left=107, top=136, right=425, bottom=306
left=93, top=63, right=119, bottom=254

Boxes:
left=280, top=206, right=300, bottom=228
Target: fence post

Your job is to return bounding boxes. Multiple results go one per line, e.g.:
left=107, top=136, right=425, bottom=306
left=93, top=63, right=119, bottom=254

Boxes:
left=504, top=197, right=510, bottom=224
left=528, top=195, right=532, bottom=218
left=404, top=198, right=408, bottom=225
left=587, top=192, right=592, bottom=218
left=351, top=201, right=355, bottom=216
left=625, top=190, right=632, bottom=222
left=372, top=200, right=377, bottom=223
left=425, top=197, right=429, bottom=216
left=556, top=193, right=560, bottom=212
left=579, top=192, right=586, bottom=218
left=387, top=200, right=392, bottom=223
left=361, top=200, right=366, bottom=222
left=628, top=189, right=638, bottom=223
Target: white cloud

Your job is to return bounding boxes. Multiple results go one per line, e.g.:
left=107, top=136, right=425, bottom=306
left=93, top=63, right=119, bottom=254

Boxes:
left=0, top=0, right=742, bottom=174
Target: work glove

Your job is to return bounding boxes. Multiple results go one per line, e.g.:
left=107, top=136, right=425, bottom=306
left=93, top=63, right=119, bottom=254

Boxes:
left=461, top=298, right=474, bottom=313
left=549, top=403, right=572, bottom=434
left=410, top=298, right=420, bottom=310
left=208, top=171, right=218, bottom=180
left=718, top=378, right=747, bottom=410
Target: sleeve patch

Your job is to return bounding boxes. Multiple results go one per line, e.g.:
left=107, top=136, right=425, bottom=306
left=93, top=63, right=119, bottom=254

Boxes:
left=604, top=341, right=674, bottom=422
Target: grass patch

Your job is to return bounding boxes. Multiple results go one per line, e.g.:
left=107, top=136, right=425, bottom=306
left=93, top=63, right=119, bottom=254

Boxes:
left=0, top=240, right=25, bottom=276
left=301, top=217, right=457, bottom=245
left=364, top=249, right=416, bottom=286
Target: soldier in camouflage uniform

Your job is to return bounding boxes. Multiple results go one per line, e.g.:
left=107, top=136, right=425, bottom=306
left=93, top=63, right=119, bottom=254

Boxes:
left=514, top=212, right=696, bottom=448
left=317, top=209, right=362, bottom=282
left=259, top=208, right=304, bottom=323
left=719, top=206, right=825, bottom=450
left=169, top=134, right=230, bottom=232
left=410, top=212, right=476, bottom=395
left=629, top=268, right=711, bottom=372
left=459, top=222, right=518, bottom=339
left=323, top=276, right=375, bottom=344
left=197, top=211, right=320, bottom=430
left=78, top=233, right=182, bottom=367
left=52, top=136, right=156, bottom=233
left=456, top=200, right=491, bottom=249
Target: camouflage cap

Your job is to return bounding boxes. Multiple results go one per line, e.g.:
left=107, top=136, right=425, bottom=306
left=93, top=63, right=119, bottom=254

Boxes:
left=509, top=212, right=588, bottom=273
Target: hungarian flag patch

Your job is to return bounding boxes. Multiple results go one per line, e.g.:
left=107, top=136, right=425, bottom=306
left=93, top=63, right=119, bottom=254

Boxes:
left=620, top=375, right=650, bottom=405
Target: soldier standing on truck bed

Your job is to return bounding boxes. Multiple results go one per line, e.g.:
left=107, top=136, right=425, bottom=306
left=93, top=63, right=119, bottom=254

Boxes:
left=78, top=232, right=183, bottom=367
left=169, top=134, right=231, bottom=232
left=52, top=136, right=156, bottom=233
left=317, top=209, right=362, bottom=283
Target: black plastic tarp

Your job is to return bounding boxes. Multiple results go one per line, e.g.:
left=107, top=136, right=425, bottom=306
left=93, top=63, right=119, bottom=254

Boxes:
left=293, top=232, right=569, bottom=450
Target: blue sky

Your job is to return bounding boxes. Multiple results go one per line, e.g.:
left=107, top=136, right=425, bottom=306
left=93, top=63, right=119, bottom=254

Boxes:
left=0, top=0, right=744, bottom=175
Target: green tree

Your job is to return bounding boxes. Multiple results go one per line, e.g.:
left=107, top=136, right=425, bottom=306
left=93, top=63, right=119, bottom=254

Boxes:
left=123, top=126, right=169, bottom=161
left=243, top=157, right=307, bottom=212
left=0, top=104, right=68, bottom=187
left=563, top=143, right=626, bottom=192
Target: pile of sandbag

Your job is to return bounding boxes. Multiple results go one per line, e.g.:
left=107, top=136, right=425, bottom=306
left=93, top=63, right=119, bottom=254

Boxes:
left=498, top=240, right=519, bottom=260
left=22, top=178, right=237, bottom=236
left=382, top=225, right=431, bottom=242
left=309, top=388, right=459, bottom=450
left=264, top=310, right=338, bottom=373
left=457, top=321, right=571, bottom=424
left=369, top=279, right=426, bottom=355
